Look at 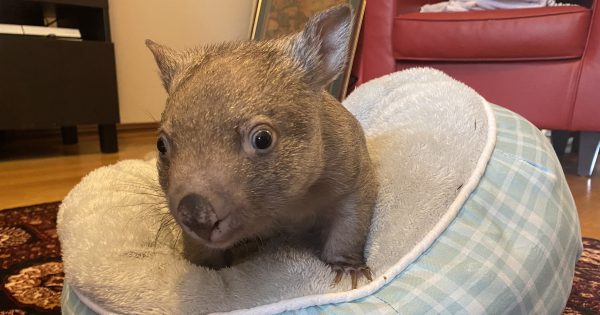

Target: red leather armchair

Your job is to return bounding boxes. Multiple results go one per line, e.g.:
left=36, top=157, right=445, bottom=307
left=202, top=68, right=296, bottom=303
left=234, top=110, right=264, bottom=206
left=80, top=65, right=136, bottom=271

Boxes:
left=352, top=0, right=600, bottom=176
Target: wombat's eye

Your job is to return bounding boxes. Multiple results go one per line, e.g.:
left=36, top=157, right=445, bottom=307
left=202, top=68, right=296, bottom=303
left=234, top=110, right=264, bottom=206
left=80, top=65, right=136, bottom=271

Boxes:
left=248, top=125, right=276, bottom=153
left=157, top=134, right=170, bottom=156
left=252, top=130, right=272, bottom=150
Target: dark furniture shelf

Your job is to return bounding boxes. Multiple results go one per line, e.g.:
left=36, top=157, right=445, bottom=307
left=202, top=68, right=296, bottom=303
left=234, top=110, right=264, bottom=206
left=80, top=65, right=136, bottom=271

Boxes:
left=0, top=0, right=119, bottom=153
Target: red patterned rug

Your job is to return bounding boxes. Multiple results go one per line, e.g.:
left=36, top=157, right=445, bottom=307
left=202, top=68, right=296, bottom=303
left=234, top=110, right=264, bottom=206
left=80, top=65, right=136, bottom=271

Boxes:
left=1, top=203, right=61, bottom=314
left=0, top=202, right=598, bottom=314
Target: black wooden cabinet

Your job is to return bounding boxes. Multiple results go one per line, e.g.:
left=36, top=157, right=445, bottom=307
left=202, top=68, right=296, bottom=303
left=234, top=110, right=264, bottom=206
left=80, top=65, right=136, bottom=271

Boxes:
left=0, top=0, right=119, bottom=153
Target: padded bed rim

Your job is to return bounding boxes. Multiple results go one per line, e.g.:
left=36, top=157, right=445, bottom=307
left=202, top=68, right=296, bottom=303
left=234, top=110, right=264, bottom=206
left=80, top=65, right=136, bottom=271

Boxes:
left=70, top=285, right=114, bottom=314
left=71, top=96, right=497, bottom=315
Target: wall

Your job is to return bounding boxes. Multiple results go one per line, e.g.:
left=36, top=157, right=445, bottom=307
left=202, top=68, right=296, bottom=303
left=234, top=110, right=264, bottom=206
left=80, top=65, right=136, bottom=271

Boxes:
left=108, top=0, right=257, bottom=124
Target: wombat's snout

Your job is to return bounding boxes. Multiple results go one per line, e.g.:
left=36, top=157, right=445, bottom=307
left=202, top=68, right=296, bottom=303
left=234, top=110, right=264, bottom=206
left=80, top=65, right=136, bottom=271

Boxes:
left=177, top=194, right=218, bottom=242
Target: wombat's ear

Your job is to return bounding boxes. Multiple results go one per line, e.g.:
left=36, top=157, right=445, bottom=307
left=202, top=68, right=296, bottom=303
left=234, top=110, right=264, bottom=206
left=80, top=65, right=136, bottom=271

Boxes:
left=291, top=5, right=352, bottom=90
left=145, top=39, right=180, bottom=92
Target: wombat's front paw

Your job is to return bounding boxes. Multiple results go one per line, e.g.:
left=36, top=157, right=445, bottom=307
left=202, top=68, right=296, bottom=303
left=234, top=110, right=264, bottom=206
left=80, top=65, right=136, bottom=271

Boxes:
left=330, top=264, right=373, bottom=289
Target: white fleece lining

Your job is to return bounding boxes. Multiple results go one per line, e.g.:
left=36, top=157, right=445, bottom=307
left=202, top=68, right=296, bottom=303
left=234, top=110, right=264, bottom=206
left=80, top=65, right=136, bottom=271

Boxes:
left=217, top=96, right=497, bottom=315
left=59, top=68, right=498, bottom=314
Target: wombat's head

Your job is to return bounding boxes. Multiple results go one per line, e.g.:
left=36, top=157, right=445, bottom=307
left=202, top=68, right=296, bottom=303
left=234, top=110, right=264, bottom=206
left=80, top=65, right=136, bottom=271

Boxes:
left=146, top=6, right=352, bottom=249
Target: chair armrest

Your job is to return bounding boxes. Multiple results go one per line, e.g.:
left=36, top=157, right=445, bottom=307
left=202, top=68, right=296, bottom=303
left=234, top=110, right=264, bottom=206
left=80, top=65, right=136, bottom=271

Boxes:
left=393, top=6, right=591, bottom=61
left=354, top=0, right=448, bottom=84
left=572, top=0, right=600, bottom=130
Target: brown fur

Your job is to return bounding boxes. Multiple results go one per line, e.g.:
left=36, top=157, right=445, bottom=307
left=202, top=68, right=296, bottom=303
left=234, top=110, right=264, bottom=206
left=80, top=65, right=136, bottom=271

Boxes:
left=146, top=5, right=378, bottom=276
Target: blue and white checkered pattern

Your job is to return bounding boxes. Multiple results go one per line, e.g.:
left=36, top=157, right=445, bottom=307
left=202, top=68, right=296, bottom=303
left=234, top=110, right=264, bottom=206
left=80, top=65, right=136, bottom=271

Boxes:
left=61, top=283, right=97, bottom=315
left=291, top=105, right=582, bottom=314
left=62, top=105, right=582, bottom=314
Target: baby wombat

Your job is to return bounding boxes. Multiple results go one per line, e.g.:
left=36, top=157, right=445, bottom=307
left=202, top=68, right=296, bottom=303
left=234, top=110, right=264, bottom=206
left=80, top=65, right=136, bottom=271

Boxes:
left=146, top=5, right=378, bottom=288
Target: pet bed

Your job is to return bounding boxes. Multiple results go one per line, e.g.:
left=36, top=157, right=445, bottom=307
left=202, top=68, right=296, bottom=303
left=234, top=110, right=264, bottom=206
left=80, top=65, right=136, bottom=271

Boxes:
left=59, top=68, right=582, bottom=314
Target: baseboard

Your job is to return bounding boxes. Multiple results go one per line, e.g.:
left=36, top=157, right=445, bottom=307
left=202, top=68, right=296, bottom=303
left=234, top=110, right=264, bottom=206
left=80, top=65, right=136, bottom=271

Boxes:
left=0, top=123, right=159, bottom=140
left=77, top=122, right=159, bottom=134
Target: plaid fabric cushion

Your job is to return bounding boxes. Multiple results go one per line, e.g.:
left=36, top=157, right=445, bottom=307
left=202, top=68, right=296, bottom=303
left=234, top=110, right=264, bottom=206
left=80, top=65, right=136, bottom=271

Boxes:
left=62, top=105, right=582, bottom=314
left=296, top=105, right=582, bottom=314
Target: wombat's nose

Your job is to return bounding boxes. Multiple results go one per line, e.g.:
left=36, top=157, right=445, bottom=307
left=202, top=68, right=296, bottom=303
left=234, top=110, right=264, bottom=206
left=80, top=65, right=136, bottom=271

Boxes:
left=177, top=193, right=217, bottom=241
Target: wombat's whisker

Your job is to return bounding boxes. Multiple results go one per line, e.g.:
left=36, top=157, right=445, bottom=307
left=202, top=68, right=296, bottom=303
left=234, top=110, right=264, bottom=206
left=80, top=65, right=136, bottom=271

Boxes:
left=121, top=208, right=170, bottom=231
left=169, top=229, right=183, bottom=251
left=112, top=183, right=163, bottom=192
left=115, top=172, right=160, bottom=185
left=114, top=180, right=163, bottom=191
left=112, top=201, right=168, bottom=210
left=114, top=190, right=166, bottom=199
left=153, top=214, right=179, bottom=249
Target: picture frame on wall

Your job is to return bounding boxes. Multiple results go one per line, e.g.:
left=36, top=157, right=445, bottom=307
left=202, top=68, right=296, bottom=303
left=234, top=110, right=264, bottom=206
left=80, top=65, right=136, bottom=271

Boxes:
left=251, top=0, right=366, bottom=101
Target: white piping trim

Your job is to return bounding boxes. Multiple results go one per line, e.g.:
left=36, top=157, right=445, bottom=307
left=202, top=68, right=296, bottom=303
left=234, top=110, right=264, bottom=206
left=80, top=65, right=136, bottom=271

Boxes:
left=73, top=97, right=498, bottom=315
left=71, top=284, right=118, bottom=315
left=213, top=96, right=498, bottom=315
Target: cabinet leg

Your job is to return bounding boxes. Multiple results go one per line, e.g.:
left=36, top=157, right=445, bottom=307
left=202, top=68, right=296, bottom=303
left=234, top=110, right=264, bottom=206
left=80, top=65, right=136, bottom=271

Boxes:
left=550, top=130, right=570, bottom=160
left=61, top=126, right=78, bottom=145
left=98, top=124, right=118, bottom=153
left=577, top=131, right=600, bottom=177
left=571, top=132, right=580, bottom=154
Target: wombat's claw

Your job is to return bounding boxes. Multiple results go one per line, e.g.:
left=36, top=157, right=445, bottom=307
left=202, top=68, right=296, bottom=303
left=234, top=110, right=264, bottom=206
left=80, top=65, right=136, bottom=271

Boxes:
left=331, top=265, right=373, bottom=289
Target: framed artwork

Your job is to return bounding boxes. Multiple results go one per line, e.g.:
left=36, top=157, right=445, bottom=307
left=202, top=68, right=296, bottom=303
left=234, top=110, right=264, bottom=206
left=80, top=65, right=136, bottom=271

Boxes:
left=251, top=0, right=366, bottom=101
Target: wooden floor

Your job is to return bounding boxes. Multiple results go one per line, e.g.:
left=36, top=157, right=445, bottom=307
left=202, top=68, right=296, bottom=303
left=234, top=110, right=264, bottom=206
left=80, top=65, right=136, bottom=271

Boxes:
left=0, top=128, right=157, bottom=210
left=0, top=128, right=598, bottom=239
